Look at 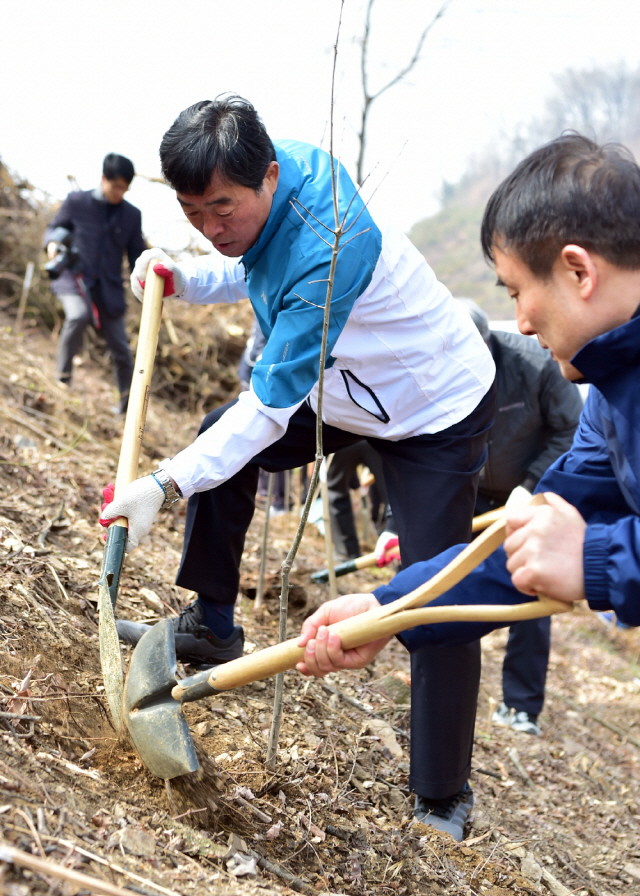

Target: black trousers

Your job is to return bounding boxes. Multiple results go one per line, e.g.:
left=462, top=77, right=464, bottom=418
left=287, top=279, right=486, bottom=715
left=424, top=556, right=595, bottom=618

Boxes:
left=474, top=495, right=551, bottom=717
left=501, top=616, right=551, bottom=715
left=176, top=384, right=496, bottom=800
left=326, top=440, right=389, bottom=558
left=55, top=289, right=133, bottom=406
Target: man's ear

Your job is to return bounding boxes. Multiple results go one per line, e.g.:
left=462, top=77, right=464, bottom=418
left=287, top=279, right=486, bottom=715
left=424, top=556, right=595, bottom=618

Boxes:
left=559, top=244, right=598, bottom=299
left=264, top=161, right=279, bottom=196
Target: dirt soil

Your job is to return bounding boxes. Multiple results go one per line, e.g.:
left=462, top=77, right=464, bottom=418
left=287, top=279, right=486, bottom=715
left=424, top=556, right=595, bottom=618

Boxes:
left=1, top=301, right=639, bottom=896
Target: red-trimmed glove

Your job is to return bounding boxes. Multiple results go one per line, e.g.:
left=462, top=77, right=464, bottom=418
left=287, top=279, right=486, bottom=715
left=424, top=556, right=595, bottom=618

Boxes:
left=130, top=248, right=187, bottom=302
left=99, top=475, right=166, bottom=550
left=99, top=483, right=116, bottom=542
left=374, top=532, right=401, bottom=567
left=101, top=483, right=115, bottom=512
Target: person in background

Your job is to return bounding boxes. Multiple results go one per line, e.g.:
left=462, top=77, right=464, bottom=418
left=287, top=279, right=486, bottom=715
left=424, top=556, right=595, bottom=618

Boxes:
left=374, top=296, right=583, bottom=737
left=44, top=153, right=146, bottom=414
left=458, top=297, right=583, bottom=735
left=326, top=440, right=390, bottom=560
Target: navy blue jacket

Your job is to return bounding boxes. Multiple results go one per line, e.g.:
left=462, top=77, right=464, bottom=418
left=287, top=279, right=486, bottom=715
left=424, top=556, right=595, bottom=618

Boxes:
left=373, top=314, right=640, bottom=646
left=45, top=188, right=146, bottom=318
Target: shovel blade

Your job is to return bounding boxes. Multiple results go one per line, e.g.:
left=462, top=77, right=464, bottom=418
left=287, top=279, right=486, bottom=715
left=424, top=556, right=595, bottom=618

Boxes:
left=123, top=619, right=200, bottom=779
left=97, top=523, right=129, bottom=733
left=98, top=578, right=124, bottom=734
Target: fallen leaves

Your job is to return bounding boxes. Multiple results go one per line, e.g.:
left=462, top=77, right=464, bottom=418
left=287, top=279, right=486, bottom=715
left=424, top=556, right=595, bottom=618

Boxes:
left=0, top=305, right=639, bottom=896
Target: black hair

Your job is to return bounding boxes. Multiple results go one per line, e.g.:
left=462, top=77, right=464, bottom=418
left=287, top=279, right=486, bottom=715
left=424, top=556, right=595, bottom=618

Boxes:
left=159, top=94, right=277, bottom=194
left=481, top=133, right=640, bottom=277
left=102, top=153, right=135, bottom=184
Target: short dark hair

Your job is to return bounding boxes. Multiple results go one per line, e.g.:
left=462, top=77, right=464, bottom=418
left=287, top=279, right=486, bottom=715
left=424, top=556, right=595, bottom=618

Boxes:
left=102, top=153, right=135, bottom=184
left=481, top=133, right=640, bottom=277
left=159, top=94, right=277, bottom=194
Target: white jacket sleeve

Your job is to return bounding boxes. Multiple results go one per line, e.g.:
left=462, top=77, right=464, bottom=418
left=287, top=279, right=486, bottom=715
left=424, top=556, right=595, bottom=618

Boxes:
left=176, top=253, right=249, bottom=305
left=162, top=388, right=304, bottom=497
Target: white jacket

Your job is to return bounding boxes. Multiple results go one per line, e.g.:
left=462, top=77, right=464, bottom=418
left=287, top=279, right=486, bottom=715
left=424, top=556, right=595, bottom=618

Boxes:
left=163, top=141, right=494, bottom=497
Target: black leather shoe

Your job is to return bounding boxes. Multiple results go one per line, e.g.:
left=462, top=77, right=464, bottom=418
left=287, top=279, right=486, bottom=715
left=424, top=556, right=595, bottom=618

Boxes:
left=116, top=601, right=244, bottom=667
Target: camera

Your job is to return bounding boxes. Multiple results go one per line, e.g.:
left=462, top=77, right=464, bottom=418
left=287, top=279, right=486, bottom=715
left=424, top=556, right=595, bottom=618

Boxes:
left=44, top=227, right=80, bottom=280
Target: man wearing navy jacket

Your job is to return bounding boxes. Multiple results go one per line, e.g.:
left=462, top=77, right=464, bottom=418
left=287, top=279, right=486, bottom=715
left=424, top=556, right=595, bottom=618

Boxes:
left=45, top=153, right=146, bottom=413
left=297, top=133, right=640, bottom=839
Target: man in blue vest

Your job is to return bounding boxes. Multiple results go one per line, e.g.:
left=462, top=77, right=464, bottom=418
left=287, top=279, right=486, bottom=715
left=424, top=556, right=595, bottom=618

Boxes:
left=100, top=94, right=496, bottom=840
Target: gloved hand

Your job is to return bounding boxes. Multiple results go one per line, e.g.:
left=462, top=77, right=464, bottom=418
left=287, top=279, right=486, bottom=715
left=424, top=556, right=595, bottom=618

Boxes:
left=99, top=475, right=165, bottom=550
left=505, top=485, right=533, bottom=509
left=374, top=531, right=401, bottom=567
left=130, top=248, right=187, bottom=302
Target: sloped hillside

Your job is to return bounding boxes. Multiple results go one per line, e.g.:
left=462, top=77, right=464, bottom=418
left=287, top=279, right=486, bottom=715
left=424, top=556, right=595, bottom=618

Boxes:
left=408, top=201, right=507, bottom=316
left=0, top=302, right=639, bottom=896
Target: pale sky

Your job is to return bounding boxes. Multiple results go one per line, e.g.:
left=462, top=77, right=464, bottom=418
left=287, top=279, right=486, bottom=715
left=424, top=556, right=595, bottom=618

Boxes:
left=3, top=0, right=640, bottom=252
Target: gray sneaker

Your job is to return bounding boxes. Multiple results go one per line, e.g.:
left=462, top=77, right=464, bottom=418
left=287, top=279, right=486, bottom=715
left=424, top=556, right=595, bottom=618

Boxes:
left=414, top=783, right=474, bottom=841
left=492, top=701, right=541, bottom=736
left=116, top=601, right=244, bottom=668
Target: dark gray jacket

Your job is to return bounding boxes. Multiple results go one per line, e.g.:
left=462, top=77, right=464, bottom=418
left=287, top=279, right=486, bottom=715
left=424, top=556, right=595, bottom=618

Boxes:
left=476, top=330, right=583, bottom=506
left=44, top=188, right=146, bottom=318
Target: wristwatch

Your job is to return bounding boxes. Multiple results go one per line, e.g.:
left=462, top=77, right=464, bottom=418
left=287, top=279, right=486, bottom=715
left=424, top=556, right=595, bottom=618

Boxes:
left=151, top=468, right=182, bottom=508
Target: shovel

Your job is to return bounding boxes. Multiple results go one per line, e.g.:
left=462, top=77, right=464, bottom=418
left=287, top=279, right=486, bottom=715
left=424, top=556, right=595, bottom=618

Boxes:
left=311, top=505, right=507, bottom=583
left=122, top=500, right=571, bottom=779
left=98, top=264, right=164, bottom=733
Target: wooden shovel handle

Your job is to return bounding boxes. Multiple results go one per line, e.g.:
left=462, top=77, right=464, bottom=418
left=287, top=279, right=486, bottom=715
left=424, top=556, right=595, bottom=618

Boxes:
left=373, top=493, right=548, bottom=619
left=471, top=505, right=506, bottom=532
left=111, top=264, right=164, bottom=527
left=313, top=507, right=506, bottom=582
left=207, top=495, right=553, bottom=691
left=207, top=595, right=570, bottom=691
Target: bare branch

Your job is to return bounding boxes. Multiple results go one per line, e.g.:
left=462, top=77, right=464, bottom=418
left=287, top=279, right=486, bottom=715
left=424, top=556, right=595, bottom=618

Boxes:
left=338, top=227, right=372, bottom=250
left=356, top=0, right=452, bottom=183
left=370, top=0, right=452, bottom=103
left=294, top=295, right=327, bottom=310
left=290, top=199, right=336, bottom=245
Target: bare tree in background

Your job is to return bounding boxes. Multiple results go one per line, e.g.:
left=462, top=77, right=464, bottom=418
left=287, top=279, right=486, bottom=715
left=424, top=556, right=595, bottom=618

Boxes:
left=545, top=64, right=640, bottom=144
left=355, top=0, right=453, bottom=184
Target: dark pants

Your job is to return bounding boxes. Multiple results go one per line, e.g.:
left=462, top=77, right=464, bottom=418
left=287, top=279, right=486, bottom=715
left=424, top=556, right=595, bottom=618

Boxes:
left=258, top=469, right=287, bottom=510
left=474, top=494, right=551, bottom=717
left=501, top=616, right=550, bottom=715
left=176, top=384, right=496, bottom=800
left=326, top=440, right=389, bottom=558
left=56, top=290, right=133, bottom=406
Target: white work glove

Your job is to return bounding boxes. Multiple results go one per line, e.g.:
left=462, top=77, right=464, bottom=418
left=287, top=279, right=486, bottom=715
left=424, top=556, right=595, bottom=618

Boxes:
left=374, top=530, right=400, bottom=568
left=99, top=475, right=166, bottom=551
left=505, top=485, right=533, bottom=509
left=130, top=247, right=187, bottom=302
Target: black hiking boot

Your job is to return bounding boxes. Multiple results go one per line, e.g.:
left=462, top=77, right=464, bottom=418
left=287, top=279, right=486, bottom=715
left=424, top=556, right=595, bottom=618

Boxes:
left=116, top=601, right=244, bottom=668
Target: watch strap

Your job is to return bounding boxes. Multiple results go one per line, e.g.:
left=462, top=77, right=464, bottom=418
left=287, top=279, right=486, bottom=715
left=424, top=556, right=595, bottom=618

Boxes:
left=151, top=468, right=181, bottom=508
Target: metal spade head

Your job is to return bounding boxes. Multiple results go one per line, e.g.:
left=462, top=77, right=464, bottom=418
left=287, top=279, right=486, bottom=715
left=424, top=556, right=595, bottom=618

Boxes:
left=122, top=619, right=200, bottom=779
